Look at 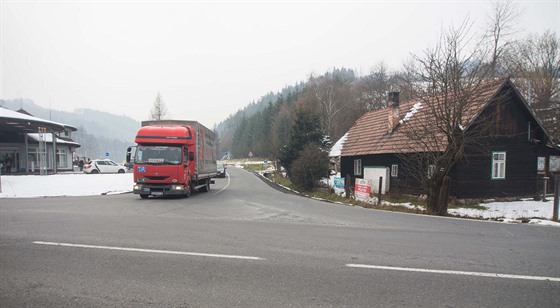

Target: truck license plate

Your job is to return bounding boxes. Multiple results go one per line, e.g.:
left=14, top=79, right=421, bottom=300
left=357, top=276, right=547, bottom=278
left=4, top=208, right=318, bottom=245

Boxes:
left=152, top=192, right=163, bottom=196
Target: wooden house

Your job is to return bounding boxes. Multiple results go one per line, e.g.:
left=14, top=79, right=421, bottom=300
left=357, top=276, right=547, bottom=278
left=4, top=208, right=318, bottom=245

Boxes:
left=339, top=78, right=560, bottom=199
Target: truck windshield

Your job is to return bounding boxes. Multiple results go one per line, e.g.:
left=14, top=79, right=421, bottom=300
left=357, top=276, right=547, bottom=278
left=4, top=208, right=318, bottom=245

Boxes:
left=135, top=145, right=182, bottom=165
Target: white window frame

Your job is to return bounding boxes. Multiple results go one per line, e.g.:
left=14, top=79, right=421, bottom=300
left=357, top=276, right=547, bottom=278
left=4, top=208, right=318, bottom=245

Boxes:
left=537, top=156, right=546, bottom=172
left=491, top=151, right=506, bottom=180
left=391, top=164, right=398, bottom=178
left=427, top=165, right=436, bottom=179
left=57, top=148, right=68, bottom=168
left=354, top=159, right=362, bottom=176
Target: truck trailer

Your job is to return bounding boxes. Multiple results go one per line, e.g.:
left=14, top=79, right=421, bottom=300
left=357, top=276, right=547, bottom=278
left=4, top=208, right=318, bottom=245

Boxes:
left=127, top=120, right=217, bottom=198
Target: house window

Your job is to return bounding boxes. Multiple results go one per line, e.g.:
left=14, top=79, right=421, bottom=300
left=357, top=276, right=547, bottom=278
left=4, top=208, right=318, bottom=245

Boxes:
left=537, top=157, right=546, bottom=172
left=354, top=159, right=362, bottom=176
left=428, top=165, right=436, bottom=178
left=57, top=148, right=68, bottom=168
left=28, top=147, right=38, bottom=167
left=550, top=156, right=560, bottom=172
left=491, top=152, right=506, bottom=180
left=391, top=164, right=398, bottom=177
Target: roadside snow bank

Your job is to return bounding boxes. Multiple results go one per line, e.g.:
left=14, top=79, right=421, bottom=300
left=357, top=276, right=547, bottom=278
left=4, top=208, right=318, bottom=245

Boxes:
left=0, top=173, right=133, bottom=198
left=448, top=199, right=556, bottom=220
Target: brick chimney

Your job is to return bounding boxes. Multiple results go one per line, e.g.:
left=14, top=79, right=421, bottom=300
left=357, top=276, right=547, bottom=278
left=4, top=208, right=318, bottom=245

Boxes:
left=387, top=91, right=400, bottom=132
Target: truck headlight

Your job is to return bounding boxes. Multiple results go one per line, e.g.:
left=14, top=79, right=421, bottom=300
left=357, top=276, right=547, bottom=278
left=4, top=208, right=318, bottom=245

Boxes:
left=172, top=185, right=184, bottom=191
left=134, top=184, right=142, bottom=190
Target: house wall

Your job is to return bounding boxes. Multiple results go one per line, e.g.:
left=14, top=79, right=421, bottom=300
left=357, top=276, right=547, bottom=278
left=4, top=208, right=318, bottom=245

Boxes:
left=452, top=141, right=540, bottom=198
left=453, top=94, right=559, bottom=199
left=340, top=154, right=422, bottom=195
left=451, top=89, right=557, bottom=198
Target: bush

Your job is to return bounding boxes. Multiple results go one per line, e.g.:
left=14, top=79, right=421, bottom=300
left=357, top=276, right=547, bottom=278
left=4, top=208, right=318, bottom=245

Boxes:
left=289, top=143, right=329, bottom=191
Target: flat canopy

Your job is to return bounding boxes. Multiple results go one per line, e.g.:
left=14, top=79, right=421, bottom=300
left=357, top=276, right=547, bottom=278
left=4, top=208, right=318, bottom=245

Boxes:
left=0, top=107, right=77, bottom=134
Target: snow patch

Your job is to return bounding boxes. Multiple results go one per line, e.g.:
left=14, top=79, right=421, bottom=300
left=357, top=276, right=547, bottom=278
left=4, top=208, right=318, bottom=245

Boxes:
left=329, top=133, right=348, bottom=157
left=399, top=102, right=423, bottom=124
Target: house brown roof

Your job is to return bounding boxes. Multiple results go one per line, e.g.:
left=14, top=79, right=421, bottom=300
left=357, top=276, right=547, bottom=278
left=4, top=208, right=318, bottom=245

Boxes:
left=341, top=78, right=509, bottom=157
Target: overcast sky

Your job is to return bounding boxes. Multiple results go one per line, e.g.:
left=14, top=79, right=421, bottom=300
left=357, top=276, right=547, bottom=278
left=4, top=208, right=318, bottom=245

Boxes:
left=1, top=0, right=558, bottom=128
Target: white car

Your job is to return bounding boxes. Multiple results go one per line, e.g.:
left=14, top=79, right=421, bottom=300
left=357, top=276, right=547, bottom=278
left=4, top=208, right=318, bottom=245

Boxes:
left=83, top=159, right=126, bottom=174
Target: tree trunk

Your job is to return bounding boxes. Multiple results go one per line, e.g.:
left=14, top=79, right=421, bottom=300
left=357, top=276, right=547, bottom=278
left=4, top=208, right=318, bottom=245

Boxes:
left=427, top=184, right=441, bottom=215
left=437, top=176, right=451, bottom=216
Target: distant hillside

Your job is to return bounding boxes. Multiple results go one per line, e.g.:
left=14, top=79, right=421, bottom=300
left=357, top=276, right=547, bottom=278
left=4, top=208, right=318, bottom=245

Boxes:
left=0, top=98, right=140, bottom=161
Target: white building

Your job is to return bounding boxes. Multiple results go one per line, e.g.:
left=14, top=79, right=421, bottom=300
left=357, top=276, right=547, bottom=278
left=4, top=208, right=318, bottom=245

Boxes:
left=0, top=107, right=80, bottom=174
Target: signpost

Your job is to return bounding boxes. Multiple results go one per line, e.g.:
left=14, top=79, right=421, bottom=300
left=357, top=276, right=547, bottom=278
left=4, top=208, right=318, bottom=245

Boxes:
left=333, top=177, right=345, bottom=195
left=354, top=178, right=371, bottom=202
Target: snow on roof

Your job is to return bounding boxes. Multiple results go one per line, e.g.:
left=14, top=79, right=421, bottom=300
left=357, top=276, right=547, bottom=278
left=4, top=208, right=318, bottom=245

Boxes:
left=0, top=107, right=77, bottom=131
left=27, top=133, right=81, bottom=146
left=329, top=133, right=348, bottom=157
left=399, top=102, right=423, bottom=124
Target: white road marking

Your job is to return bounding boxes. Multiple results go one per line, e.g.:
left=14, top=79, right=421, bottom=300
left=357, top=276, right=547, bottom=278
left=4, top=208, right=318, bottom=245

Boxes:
left=212, top=172, right=230, bottom=196
left=346, top=264, right=560, bottom=282
left=34, top=241, right=264, bottom=260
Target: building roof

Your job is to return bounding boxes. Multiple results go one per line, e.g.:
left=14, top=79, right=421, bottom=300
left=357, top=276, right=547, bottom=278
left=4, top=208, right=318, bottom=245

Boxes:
left=0, top=107, right=78, bottom=134
left=27, top=133, right=81, bottom=147
left=341, top=78, right=511, bottom=157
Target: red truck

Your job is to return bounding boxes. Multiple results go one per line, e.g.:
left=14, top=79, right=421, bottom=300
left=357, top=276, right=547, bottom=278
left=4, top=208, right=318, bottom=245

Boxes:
left=126, top=120, right=217, bottom=198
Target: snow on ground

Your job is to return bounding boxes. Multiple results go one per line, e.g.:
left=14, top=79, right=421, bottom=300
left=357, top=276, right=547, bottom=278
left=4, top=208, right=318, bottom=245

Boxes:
left=1, top=172, right=559, bottom=227
left=0, top=173, right=133, bottom=198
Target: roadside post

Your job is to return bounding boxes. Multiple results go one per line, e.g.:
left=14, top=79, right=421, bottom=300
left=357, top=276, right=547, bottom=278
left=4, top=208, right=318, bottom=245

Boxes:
left=553, top=174, right=559, bottom=221
left=377, top=176, right=383, bottom=206
left=543, top=177, right=549, bottom=202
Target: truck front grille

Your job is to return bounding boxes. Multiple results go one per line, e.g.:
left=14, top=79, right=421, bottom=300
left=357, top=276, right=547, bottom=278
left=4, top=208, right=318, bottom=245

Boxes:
left=145, top=176, right=169, bottom=181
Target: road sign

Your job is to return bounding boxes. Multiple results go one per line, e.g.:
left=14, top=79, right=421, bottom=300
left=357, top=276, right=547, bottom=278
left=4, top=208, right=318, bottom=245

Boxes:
left=105, top=152, right=110, bottom=157
left=248, top=151, right=253, bottom=157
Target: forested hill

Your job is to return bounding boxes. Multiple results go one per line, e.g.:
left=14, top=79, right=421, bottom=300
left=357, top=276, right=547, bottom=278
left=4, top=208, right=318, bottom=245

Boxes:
left=215, top=67, right=392, bottom=160
left=0, top=98, right=140, bottom=162
left=214, top=82, right=306, bottom=159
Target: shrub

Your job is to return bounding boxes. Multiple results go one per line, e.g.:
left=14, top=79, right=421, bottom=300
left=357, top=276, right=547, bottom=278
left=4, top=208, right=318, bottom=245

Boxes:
left=290, top=143, right=329, bottom=191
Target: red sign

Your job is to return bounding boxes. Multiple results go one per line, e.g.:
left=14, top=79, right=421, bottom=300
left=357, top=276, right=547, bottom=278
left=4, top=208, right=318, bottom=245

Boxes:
left=354, top=179, right=371, bottom=201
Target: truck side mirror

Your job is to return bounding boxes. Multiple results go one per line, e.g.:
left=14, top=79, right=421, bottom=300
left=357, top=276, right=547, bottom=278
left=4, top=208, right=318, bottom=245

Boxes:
left=189, top=152, right=195, bottom=161
left=126, top=147, right=132, bottom=163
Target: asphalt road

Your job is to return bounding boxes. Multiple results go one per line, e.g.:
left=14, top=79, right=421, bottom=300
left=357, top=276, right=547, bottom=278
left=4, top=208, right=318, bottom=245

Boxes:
left=1, top=167, right=559, bottom=307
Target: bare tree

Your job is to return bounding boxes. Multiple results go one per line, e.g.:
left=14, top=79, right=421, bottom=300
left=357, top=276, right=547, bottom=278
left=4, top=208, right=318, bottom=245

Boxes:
left=300, top=68, right=365, bottom=143
left=353, top=62, right=391, bottom=112
left=309, top=72, right=352, bottom=140
left=485, top=0, right=520, bottom=76
left=506, top=30, right=560, bottom=142
left=399, top=19, right=495, bottom=215
left=149, top=92, right=168, bottom=120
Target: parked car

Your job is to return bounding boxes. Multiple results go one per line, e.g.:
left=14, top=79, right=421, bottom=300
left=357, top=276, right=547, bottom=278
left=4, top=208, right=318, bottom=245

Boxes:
left=216, top=162, right=226, bottom=178
left=83, top=159, right=126, bottom=174
left=124, top=161, right=133, bottom=170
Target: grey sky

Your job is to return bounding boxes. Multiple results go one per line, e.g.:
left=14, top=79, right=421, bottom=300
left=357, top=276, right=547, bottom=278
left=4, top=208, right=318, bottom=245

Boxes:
left=1, top=1, right=559, bottom=128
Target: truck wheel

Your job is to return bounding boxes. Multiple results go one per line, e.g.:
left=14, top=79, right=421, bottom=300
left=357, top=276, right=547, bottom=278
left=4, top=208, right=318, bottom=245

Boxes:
left=184, top=184, right=191, bottom=198
left=199, top=180, right=210, bottom=193
left=140, top=194, right=149, bottom=199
